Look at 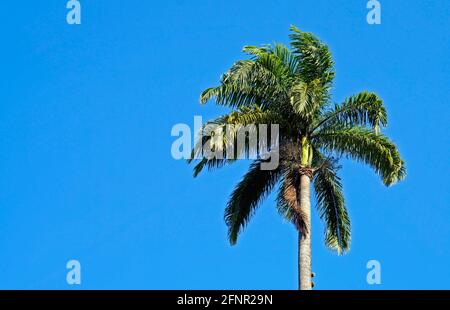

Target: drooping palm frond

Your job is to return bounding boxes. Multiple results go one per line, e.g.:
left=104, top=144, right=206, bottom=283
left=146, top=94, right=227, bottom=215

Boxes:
left=313, top=126, right=406, bottom=185
left=312, top=155, right=351, bottom=254
left=312, top=91, right=387, bottom=134
left=225, top=160, right=282, bottom=244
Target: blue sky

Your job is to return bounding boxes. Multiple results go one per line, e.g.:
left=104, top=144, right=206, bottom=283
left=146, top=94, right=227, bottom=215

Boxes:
left=0, top=0, right=449, bottom=289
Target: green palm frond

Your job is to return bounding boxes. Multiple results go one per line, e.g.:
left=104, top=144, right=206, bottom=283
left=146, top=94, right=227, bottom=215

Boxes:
left=290, top=79, right=328, bottom=119
left=225, top=160, right=282, bottom=245
left=312, top=155, right=351, bottom=254
left=289, top=25, right=335, bottom=87
left=243, top=43, right=299, bottom=77
left=243, top=46, right=291, bottom=82
left=313, top=91, right=387, bottom=134
left=313, top=126, right=406, bottom=186
left=200, top=51, right=291, bottom=110
left=215, top=105, right=283, bottom=126
left=200, top=61, right=273, bottom=108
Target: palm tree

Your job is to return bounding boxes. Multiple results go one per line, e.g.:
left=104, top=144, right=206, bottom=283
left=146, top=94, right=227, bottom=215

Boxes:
left=189, top=26, right=406, bottom=290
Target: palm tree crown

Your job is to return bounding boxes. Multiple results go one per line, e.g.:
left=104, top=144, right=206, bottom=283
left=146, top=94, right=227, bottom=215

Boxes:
left=190, top=26, right=406, bottom=257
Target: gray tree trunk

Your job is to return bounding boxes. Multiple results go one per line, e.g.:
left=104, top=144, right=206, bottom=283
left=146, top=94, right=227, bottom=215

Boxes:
left=298, top=173, right=312, bottom=290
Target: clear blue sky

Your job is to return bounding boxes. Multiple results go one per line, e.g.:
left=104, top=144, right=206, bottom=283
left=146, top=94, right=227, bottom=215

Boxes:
left=0, top=1, right=449, bottom=289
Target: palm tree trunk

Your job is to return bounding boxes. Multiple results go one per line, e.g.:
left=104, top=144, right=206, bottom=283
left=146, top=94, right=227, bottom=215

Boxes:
left=298, top=173, right=312, bottom=290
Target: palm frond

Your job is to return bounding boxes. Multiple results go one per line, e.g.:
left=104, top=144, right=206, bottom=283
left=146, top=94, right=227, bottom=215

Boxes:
left=312, top=154, right=351, bottom=254
left=313, top=126, right=406, bottom=186
left=313, top=91, right=387, bottom=133
left=226, top=160, right=282, bottom=244
left=243, top=43, right=299, bottom=77
left=290, top=78, right=328, bottom=119
left=200, top=53, right=290, bottom=110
